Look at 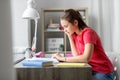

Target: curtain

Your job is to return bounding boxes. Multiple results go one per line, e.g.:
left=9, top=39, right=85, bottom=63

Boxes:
left=91, top=0, right=120, bottom=52
left=112, top=0, right=120, bottom=52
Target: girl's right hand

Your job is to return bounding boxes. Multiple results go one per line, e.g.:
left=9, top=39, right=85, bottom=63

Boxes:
left=65, top=31, right=73, bottom=40
left=64, top=30, right=71, bottom=37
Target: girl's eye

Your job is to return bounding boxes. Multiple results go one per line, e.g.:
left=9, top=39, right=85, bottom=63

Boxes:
left=64, top=24, right=68, bottom=28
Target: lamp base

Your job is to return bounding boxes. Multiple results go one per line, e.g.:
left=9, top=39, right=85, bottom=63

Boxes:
left=24, top=48, right=36, bottom=59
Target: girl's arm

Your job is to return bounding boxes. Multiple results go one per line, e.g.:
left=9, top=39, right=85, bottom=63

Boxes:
left=65, top=43, right=94, bottom=63
left=68, top=36, right=79, bottom=56
left=52, top=43, right=94, bottom=63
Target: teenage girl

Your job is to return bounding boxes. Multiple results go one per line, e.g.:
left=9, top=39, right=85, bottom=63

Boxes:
left=52, top=9, right=115, bottom=80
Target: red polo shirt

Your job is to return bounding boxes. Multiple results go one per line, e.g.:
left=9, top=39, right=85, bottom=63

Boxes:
left=72, top=27, right=114, bottom=74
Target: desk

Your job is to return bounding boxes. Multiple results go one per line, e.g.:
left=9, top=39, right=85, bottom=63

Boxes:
left=13, top=53, right=25, bottom=64
left=15, top=60, right=93, bottom=80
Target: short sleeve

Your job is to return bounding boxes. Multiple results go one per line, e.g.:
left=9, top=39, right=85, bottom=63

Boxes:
left=83, top=29, right=97, bottom=44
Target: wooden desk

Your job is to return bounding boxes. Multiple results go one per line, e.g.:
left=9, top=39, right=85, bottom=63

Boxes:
left=15, top=61, right=93, bottom=80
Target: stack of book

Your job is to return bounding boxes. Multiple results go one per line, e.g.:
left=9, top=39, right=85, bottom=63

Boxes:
left=22, top=58, right=59, bottom=67
left=47, top=23, right=60, bottom=31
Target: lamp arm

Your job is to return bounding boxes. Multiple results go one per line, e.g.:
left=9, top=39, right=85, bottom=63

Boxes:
left=31, top=19, right=38, bottom=51
left=34, top=19, right=38, bottom=38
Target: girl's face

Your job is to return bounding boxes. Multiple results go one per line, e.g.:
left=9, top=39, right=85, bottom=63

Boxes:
left=60, top=19, right=78, bottom=35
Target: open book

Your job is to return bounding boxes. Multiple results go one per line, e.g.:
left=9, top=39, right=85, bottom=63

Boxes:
left=22, top=58, right=59, bottom=67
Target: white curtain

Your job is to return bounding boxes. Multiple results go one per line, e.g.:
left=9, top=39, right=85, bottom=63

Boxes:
left=112, top=0, right=120, bottom=52
left=91, top=0, right=120, bottom=52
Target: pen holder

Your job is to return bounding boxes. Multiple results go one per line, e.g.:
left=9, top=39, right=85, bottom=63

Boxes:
left=24, top=48, right=33, bottom=59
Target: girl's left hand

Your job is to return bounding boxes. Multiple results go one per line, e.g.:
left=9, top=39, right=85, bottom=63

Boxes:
left=51, top=53, right=63, bottom=61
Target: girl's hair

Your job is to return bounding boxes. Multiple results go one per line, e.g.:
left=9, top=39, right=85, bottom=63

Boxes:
left=61, top=9, right=87, bottom=30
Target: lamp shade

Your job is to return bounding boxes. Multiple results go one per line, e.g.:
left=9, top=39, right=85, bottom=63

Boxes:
left=22, top=0, right=40, bottom=19
left=22, top=8, right=40, bottom=19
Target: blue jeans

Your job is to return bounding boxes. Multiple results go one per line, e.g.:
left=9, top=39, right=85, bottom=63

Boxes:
left=92, top=71, right=115, bottom=80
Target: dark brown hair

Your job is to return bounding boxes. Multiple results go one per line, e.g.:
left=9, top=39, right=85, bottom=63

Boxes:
left=61, top=9, right=87, bottom=30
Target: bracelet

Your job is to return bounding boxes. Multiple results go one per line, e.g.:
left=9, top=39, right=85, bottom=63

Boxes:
left=64, top=57, right=66, bottom=62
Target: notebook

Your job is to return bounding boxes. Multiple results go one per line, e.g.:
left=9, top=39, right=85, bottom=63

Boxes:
left=56, top=63, right=86, bottom=67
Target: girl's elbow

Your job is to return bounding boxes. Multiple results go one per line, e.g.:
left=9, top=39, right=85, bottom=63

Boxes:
left=84, top=57, right=91, bottom=63
left=86, top=57, right=91, bottom=63
left=77, top=58, right=89, bottom=63
left=83, top=59, right=89, bottom=63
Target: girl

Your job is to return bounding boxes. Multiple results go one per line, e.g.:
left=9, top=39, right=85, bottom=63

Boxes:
left=52, top=9, right=115, bottom=80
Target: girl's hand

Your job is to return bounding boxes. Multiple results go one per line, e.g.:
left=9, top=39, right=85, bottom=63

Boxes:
left=64, top=31, right=70, bottom=36
left=64, top=30, right=73, bottom=39
left=51, top=53, right=63, bottom=61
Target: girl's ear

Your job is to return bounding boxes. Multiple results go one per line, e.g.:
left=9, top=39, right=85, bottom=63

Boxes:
left=74, top=20, right=78, bottom=26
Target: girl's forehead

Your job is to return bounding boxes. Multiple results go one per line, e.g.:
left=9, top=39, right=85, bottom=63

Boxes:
left=61, top=19, right=69, bottom=24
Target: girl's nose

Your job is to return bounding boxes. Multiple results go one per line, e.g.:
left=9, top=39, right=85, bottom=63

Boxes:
left=64, top=29, right=67, bottom=32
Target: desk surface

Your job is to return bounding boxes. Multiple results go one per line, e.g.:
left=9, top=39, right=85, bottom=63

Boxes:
left=15, top=60, right=93, bottom=80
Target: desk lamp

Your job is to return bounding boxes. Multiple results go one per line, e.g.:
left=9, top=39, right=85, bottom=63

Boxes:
left=22, top=0, right=40, bottom=58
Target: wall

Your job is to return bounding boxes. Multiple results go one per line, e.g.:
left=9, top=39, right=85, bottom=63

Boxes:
left=11, top=0, right=30, bottom=53
left=0, top=0, right=15, bottom=80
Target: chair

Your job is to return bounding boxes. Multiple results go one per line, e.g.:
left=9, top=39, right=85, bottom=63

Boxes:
left=113, top=57, right=119, bottom=80
left=105, top=52, right=120, bottom=80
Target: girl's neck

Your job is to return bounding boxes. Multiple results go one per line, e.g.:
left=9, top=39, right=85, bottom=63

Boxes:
left=75, top=28, right=82, bottom=35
